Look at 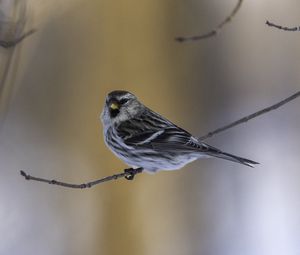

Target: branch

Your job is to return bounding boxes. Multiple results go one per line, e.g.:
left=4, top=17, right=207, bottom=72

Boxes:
left=20, top=90, right=300, bottom=189
left=0, top=28, right=36, bottom=48
left=266, top=20, right=299, bottom=32
left=20, top=168, right=144, bottom=189
left=175, top=0, right=243, bottom=42
left=198, top=90, right=300, bottom=140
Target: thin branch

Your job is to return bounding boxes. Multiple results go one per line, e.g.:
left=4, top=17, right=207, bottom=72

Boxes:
left=175, top=0, right=243, bottom=42
left=198, top=90, right=300, bottom=140
left=266, top=20, right=299, bottom=32
left=20, top=90, right=300, bottom=189
left=20, top=168, right=144, bottom=189
left=0, top=28, right=36, bottom=48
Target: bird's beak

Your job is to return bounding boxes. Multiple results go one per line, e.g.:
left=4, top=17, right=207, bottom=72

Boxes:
left=109, top=102, right=120, bottom=110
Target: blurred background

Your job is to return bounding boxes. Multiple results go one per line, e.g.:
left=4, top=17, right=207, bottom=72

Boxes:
left=0, top=0, right=300, bottom=254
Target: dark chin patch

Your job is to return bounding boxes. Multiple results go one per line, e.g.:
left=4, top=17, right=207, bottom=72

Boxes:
left=110, top=108, right=120, bottom=118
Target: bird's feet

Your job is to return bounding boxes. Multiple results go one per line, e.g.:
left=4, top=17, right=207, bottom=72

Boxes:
left=124, top=168, right=143, bottom=181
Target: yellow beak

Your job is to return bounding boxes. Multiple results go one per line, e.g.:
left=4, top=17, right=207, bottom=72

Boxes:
left=110, top=102, right=119, bottom=110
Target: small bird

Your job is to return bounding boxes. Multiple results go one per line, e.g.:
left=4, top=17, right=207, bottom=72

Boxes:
left=101, top=90, right=258, bottom=173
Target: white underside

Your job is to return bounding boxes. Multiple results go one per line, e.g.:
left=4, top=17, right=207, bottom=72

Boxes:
left=117, top=151, right=210, bottom=173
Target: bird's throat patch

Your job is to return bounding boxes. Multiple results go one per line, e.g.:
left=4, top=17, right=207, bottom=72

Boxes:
left=109, top=108, right=120, bottom=118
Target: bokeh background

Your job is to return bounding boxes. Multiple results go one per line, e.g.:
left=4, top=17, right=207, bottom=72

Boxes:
left=1, top=0, right=300, bottom=254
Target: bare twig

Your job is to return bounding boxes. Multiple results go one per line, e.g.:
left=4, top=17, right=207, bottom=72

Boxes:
left=175, top=0, right=243, bottom=42
left=266, top=20, right=299, bottom=31
left=0, top=28, right=36, bottom=48
left=20, top=168, right=144, bottom=189
left=20, top=91, right=300, bottom=189
left=198, top=90, right=300, bottom=140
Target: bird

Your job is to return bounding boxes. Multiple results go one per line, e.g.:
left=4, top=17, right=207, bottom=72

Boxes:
left=101, top=90, right=258, bottom=174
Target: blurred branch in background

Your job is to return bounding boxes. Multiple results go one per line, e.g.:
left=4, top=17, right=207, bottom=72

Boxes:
left=266, top=20, right=300, bottom=31
left=0, top=0, right=35, bottom=129
left=0, top=28, right=35, bottom=48
left=175, top=0, right=243, bottom=42
left=20, top=90, right=300, bottom=189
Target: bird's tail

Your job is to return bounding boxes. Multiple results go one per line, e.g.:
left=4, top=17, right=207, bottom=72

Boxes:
left=212, top=151, right=259, bottom=167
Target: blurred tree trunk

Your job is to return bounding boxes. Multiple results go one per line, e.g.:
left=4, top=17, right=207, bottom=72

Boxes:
left=0, top=0, right=30, bottom=126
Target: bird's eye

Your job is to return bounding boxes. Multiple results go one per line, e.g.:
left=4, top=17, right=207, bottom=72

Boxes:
left=120, top=98, right=129, bottom=105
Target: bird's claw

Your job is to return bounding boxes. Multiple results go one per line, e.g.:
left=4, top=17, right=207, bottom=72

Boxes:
left=124, top=168, right=136, bottom=180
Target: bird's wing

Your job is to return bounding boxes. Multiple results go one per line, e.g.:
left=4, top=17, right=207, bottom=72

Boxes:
left=116, top=118, right=214, bottom=153
left=148, top=129, right=219, bottom=153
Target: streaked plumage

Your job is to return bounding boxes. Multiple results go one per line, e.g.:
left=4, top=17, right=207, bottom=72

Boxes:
left=101, top=90, right=258, bottom=172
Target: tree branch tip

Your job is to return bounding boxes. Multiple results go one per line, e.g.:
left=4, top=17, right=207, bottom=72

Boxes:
left=25, top=28, right=36, bottom=34
left=265, top=20, right=299, bottom=31
left=20, top=170, right=29, bottom=180
left=174, top=37, right=185, bottom=43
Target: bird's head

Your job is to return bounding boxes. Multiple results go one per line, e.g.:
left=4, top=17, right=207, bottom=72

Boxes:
left=101, top=90, right=143, bottom=128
